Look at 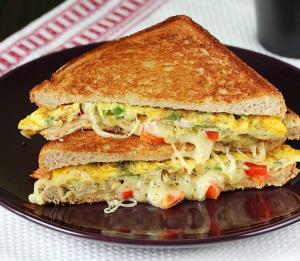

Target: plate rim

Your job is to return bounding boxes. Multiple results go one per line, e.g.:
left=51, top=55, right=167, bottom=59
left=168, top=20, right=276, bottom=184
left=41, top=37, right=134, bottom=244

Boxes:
left=1, top=187, right=300, bottom=247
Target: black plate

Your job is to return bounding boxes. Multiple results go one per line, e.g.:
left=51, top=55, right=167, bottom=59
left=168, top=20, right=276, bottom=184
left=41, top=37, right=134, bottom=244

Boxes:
left=0, top=43, right=299, bottom=247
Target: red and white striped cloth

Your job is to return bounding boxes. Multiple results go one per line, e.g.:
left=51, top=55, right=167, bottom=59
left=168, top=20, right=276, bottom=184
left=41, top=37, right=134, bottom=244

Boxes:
left=1, top=0, right=299, bottom=78
left=0, top=0, right=167, bottom=76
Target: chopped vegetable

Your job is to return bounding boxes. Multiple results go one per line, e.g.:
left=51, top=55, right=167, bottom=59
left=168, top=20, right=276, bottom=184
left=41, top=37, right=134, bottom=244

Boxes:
left=161, top=191, right=184, bottom=209
left=112, top=106, right=124, bottom=116
left=45, top=116, right=55, bottom=126
left=165, top=111, right=181, bottom=121
left=122, top=189, right=133, bottom=199
left=103, top=110, right=114, bottom=116
left=205, top=184, right=221, bottom=200
left=244, top=162, right=268, bottom=183
left=205, top=130, right=219, bottom=141
left=140, top=131, right=165, bottom=145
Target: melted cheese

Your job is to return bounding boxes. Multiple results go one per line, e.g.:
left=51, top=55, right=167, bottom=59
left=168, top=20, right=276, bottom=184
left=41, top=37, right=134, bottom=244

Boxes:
left=144, top=121, right=214, bottom=168
left=29, top=145, right=300, bottom=210
left=19, top=102, right=287, bottom=140
left=20, top=102, right=288, bottom=173
left=84, top=102, right=141, bottom=139
left=19, top=103, right=80, bottom=137
left=104, top=199, right=137, bottom=214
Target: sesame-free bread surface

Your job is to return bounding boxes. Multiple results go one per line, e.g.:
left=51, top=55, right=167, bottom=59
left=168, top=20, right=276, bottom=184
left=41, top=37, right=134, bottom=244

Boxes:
left=284, top=109, right=300, bottom=140
left=38, top=130, right=174, bottom=170
left=37, top=130, right=288, bottom=171
left=30, top=15, right=286, bottom=117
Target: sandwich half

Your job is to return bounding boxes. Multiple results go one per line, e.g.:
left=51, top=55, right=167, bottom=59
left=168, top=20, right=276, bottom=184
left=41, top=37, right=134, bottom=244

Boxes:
left=20, top=15, right=300, bottom=211
left=29, top=131, right=300, bottom=213
left=18, top=15, right=300, bottom=168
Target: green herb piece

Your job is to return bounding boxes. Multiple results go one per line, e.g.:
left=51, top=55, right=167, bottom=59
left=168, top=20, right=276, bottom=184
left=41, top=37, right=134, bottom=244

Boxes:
left=116, top=161, right=133, bottom=175
left=165, top=111, right=181, bottom=121
left=116, top=161, right=129, bottom=170
left=112, top=106, right=124, bottom=116
left=103, top=110, right=114, bottom=117
left=45, top=116, right=54, bottom=126
left=193, top=124, right=211, bottom=129
left=273, top=160, right=283, bottom=167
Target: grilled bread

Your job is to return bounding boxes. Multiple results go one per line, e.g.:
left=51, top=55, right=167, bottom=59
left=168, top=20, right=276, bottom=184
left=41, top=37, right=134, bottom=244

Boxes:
left=21, top=15, right=300, bottom=211
left=29, top=131, right=300, bottom=210
left=29, top=16, right=285, bottom=117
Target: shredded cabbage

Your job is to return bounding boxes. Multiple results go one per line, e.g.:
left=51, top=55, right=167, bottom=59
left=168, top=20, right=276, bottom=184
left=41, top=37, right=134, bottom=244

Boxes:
left=84, top=102, right=140, bottom=138
left=174, top=133, right=214, bottom=167
left=171, top=144, right=194, bottom=174
left=104, top=198, right=137, bottom=214
left=175, top=121, right=194, bottom=128
left=212, top=148, right=237, bottom=178
left=250, top=143, right=266, bottom=162
left=237, top=148, right=251, bottom=160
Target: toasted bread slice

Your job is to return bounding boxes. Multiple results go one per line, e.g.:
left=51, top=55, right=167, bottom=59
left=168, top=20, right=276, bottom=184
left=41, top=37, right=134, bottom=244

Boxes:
left=31, top=130, right=300, bottom=207
left=30, top=15, right=286, bottom=117
left=38, top=130, right=299, bottom=172
left=38, top=130, right=174, bottom=170
left=39, top=129, right=286, bottom=171
left=284, top=109, right=300, bottom=140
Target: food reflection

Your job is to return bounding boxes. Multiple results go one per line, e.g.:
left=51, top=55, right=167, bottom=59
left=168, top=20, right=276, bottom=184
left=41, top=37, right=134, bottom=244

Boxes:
left=23, top=184, right=300, bottom=240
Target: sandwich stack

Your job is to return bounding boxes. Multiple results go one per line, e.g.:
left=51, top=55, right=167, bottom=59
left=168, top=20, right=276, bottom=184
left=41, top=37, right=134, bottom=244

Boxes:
left=18, top=16, right=300, bottom=213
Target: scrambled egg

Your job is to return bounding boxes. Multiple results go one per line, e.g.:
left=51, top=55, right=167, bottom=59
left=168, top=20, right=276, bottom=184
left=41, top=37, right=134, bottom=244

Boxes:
left=18, top=103, right=80, bottom=137
left=50, top=144, right=300, bottom=181
left=29, top=145, right=300, bottom=208
left=20, top=102, right=289, bottom=178
left=19, top=102, right=287, bottom=139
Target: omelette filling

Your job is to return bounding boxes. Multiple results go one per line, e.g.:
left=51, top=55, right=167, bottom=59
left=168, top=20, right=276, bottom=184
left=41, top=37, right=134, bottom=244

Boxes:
left=19, top=102, right=287, bottom=168
left=29, top=145, right=300, bottom=212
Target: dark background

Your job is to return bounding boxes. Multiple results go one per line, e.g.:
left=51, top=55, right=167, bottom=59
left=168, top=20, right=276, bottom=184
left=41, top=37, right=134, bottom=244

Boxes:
left=0, top=0, right=64, bottom=41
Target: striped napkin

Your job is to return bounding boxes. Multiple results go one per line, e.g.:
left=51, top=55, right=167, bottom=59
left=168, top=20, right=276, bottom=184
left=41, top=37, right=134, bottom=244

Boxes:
left=0, top=0, right=166, bottom=76
left=0, top=0, right=299, bottom=78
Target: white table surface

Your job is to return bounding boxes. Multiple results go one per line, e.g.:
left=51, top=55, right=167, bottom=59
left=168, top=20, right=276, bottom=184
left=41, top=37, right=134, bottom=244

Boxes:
left=1, top=0, right=299, bottom=260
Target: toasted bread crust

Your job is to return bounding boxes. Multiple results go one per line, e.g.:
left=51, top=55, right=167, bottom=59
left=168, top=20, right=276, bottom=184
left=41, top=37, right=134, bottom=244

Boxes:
left=31, top=168, right=51, bottom=179
left=39, top=130, right=174, bottom=170
left=38, top=130, right=289, bottom=170
left=284, top=109, right=300, bottom=140
left=30, top=15, right=286, bottom=117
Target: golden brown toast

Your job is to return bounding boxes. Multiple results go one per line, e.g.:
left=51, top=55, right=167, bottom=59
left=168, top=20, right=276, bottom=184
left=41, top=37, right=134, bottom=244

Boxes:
left=38, top=130, right=174, bottom=170
left=32, top=131, right=300, bottom=206
left=284, top=109, right=300, bottom=140
left=30, top=15, right=286, bottom=117
left=38, top=129, right=296, bottom=172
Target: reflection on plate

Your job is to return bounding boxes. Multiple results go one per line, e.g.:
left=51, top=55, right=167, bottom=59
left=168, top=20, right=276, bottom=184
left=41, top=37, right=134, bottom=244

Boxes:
left=0, top=43, right=299, bottom=247
left=24, top=184, right=300, bottom=241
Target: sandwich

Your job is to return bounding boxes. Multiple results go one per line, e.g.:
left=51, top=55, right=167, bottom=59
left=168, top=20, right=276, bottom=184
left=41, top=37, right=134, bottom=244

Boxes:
left=29, top=130, right=300, bottom=213
left=18, top=16, right=299, bottom=165
left=19, top=15, right=300, bottom=211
